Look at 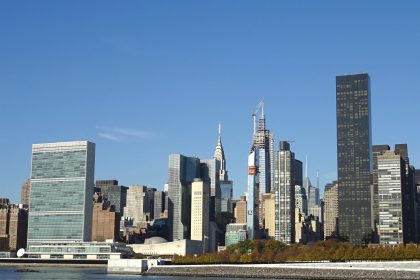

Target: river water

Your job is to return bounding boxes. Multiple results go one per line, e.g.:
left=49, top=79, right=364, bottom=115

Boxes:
left=0, top=267, right=265, bottom=280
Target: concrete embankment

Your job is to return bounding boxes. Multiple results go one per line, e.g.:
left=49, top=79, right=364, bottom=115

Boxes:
left=0, top=258, right=107, bottom=268
left=146, top=262, right=420, bottom=280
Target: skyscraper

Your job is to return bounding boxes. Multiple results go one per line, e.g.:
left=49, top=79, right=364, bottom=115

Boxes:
left=252, top=102, right=274, bottom=229
left=124, top=185, right=146, bottom=226
left=95, top=180, right=127, bottom=217
left=377, top=150, right=406, bottom=245
left=323, top=181, right=338, bottom=238
left=167, top=154, right=200, bottom=241
left=274, top=141, right=295, bottom=244
left=190, top=179, right=210, bottom=250
left=247, top=147, right=259, bottom=240
left=234, top=196, right=247, bottom=224
left=27, top=141, right=95, bottom=247
left=153, top=191, right=165, bottom=220
left=372, top=144, right=391, bottom=240
left=336, top=73, right=372, bottom=245
left=21, top=180, right=31, bottom=208
left=213, top=124, right=233, bottom=233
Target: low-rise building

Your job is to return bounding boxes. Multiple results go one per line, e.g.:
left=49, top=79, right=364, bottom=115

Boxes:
left=225, top=223, right=247, bottom=247
left=129, top=238, right=202, bottom=257
left=26, top=241, right=133, bottom=260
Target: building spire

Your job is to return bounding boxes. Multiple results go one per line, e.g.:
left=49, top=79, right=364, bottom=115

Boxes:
left=214, top=124, right=228, bottom=181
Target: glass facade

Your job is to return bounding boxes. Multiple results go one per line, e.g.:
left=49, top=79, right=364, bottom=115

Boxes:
left=167, top=154, right=200, bottom=241
left=96, top=181, right=127, bottom=216
left=247, top=148, right=259, bottom=240
left=225, top=223, right=247, bottom=247
left=28, top=141, right=95, bottom=248
left=336, top=73, right=372, bottom=245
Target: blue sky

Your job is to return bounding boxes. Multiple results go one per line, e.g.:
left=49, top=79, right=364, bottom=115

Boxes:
left=1, top=1, right=420, bottom=202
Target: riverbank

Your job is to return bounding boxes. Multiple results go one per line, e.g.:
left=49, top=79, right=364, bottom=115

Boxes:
left=145, top=262, right=420, bottom=279
left=0, top=258, right=107, bottom=268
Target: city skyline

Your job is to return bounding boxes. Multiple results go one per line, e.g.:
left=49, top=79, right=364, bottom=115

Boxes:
left=2, top=1, right=420, bottom=203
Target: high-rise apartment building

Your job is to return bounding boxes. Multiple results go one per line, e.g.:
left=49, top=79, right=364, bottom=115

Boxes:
left=274, top=141, right=295, bottom=244
left=336, top=73, right=372, bottom=245
left=377, top=150, right=406, bottom=245
left=372, top=145, right=391, bottom=239
left=95, top=180, right=127, bottom=217
left=190, top=179, right=210, bottom=250
left=21, top=180, right=31, bottom=208
left=323, top=181, right=338, bottom=238
left=167, top=154, right=200, bottom=241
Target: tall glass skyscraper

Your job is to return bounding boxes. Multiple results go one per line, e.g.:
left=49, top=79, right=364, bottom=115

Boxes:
left=27, top=141, right=95, bottom=248
left=167, top=154, right=200, bottom=241
left=252, top=103, right=274, bottom=229
left=336, top=73, right=372, bottom=245
left=247, top=147, right=259, bottom=240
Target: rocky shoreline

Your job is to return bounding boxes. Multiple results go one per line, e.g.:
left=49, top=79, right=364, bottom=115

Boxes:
left=146, top=264, right=420, bottom=279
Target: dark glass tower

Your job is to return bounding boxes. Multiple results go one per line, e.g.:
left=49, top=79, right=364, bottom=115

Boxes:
left=336, top=73, right=372, bottom=245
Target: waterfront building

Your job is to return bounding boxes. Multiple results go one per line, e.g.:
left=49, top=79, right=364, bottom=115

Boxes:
left=190, top=179, right=210, bottom=251
left=225, top=223, right=247, bottom=247
left=124, top=185, right=147, bottom=226
left=95, top=180, right=127, bottom=217
left=234, top=195, right=247, bottom=224
left=323, top=181, right=339, bottom=238
left=27, top=241, right=132, bottom=260
left=129, top=238, right=203, bottom=257
left=167, top=154, right=200, bottom=241
left=262, top=193, right=275, bottom=238
left=247, top=147, right=259, bottom=240
left=21, top=180, right=31, bottom=208
left=27, top=141, right=95, bottom=248
left=274, top=141, right=295, bottom=244
left=336, top=73, right=372, bottom=245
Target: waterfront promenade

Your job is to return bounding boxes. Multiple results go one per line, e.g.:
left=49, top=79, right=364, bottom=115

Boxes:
left=146, top=261, right=420, bottom=279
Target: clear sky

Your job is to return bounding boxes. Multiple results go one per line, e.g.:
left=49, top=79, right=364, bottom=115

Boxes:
left=1, top=1, right=420, bottom=203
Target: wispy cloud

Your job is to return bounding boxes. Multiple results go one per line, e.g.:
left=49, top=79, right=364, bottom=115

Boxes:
left=97, top=132, right=122, bottom=142
left=96, top=126, right=156, bottom=142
